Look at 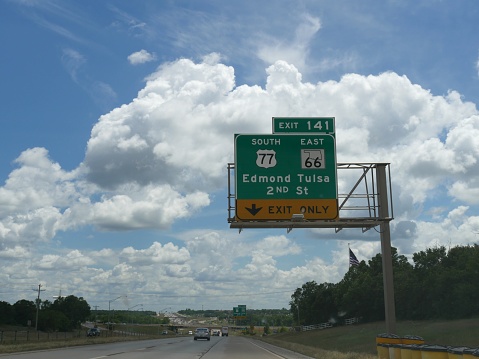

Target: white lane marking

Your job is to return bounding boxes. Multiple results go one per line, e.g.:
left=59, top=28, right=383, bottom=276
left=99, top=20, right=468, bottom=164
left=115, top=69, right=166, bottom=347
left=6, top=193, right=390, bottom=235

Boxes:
left=249, top=340, right=286, bottom=358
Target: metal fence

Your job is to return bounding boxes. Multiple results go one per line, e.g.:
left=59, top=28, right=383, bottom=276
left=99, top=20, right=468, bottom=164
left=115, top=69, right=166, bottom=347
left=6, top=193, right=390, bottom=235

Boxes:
left=0, top=330, right=83, bottom=344
left=0, top=329, right=146, bottom=344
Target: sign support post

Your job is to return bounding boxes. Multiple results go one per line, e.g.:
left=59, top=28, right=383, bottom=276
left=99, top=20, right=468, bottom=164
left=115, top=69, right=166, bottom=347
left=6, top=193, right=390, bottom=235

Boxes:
left=377, top=164, right=396, bottom=334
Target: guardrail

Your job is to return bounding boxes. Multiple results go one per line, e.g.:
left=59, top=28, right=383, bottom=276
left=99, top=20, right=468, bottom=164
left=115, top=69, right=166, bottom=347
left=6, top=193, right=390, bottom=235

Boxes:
left=300, top=318, right=359, bottom=332
left=302, top=322, right=332, bottom=331
left=345, top=317, right=359, bottom=325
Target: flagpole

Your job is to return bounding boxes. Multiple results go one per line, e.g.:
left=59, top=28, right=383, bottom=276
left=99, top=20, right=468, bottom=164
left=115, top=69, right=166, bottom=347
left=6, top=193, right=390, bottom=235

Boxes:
left=348, top=243, right=350, bottom=268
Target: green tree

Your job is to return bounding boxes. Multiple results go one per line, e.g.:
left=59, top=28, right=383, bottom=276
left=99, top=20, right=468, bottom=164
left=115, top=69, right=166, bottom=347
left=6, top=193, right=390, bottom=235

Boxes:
left=51, top=295, right=91, bottom=329
left=412, top=246, right=448, bottom=318
left=292, top=245, right=479, bottom=325
left=391, top=249, right=415, bottom=320
left=13, top=299, right=36, bottom=327
left=335, top=255, right=384, bottom=322
left=0, top=301, right=15, bottom=325
left=290, top=281, right=338, bottom=325
left=312, top=283, right=337, bottom=323
left=38, top=309, right=70, bottom=332
left=435, top=245, right=479, bottom=318
left=290, top=281, right=320, bottom=325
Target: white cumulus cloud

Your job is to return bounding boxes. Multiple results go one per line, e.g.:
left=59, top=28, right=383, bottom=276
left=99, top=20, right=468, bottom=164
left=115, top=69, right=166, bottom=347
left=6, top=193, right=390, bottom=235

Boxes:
left=127, top=49, right=156, bottom=65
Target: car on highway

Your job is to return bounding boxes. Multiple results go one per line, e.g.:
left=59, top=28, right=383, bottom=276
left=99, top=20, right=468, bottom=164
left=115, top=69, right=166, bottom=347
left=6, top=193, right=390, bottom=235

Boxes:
left=194, top=327, right=210, bottom=341
left=86, top=328, right=100, bottom=337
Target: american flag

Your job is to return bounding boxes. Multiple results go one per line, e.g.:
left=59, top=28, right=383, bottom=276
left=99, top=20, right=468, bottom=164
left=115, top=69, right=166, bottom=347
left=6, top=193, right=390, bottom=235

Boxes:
left=349, top=248, right=360, bottom=266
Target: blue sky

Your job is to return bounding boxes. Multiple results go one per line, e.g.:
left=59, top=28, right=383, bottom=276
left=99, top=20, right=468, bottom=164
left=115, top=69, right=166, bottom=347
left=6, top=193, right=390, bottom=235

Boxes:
left=1, top=0, right=479, bottom=314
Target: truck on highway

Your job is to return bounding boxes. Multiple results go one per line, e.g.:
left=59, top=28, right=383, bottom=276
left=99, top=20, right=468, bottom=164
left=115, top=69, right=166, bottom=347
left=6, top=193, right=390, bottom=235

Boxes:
left=221, top=326, right=229, bottom=337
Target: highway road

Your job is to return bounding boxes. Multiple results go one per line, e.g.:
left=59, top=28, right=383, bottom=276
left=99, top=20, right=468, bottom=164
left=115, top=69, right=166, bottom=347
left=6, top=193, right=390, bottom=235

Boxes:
left=1, top=336, right=314, bottom=359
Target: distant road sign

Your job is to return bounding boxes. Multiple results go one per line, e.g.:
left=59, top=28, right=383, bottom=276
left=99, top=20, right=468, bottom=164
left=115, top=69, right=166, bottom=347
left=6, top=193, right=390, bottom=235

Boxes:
left=233, top=305, right=247, bottom=318
left=234, top=134, right=338, bottom=221
left=273, top=117, right=335, bottom=134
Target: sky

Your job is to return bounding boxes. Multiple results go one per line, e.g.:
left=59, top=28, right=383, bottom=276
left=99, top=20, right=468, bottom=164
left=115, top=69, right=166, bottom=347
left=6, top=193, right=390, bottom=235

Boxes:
left=1, top=0, right=479, bottom=315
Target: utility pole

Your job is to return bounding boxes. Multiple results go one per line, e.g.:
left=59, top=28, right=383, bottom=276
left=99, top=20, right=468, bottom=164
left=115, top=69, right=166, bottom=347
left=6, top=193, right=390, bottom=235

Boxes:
left=93, top=305, right=99, bottom=325
left=297, top=304, right=300, bottom=327
left=33, top=284, right=45, bottom=331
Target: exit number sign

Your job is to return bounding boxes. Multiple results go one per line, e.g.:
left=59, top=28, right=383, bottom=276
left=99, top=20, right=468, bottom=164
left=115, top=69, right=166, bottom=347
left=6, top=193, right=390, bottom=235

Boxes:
left=273, top=117, right=335, bottom=134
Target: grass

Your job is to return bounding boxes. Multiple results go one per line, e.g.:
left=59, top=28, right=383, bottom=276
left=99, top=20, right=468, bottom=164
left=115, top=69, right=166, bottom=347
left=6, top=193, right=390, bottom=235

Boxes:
left=257, top=318, right=479, bottom=358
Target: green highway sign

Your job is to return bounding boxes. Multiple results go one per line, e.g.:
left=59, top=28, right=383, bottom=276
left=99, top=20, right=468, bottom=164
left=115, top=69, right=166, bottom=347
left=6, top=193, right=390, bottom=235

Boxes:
left=234, top=134, right=338, bottom=220
left=233, top=305, right=247, bottom=318
left=273, top=117, right=335, bottom=134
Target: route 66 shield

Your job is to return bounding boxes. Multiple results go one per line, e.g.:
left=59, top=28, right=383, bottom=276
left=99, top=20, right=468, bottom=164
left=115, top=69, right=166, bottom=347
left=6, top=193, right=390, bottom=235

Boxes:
left=256, top=149, right=277, bottom=168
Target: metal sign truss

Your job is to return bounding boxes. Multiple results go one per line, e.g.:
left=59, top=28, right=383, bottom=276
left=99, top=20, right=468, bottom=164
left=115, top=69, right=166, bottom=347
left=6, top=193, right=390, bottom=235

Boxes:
left=227, top=162, right=393, bottom=233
